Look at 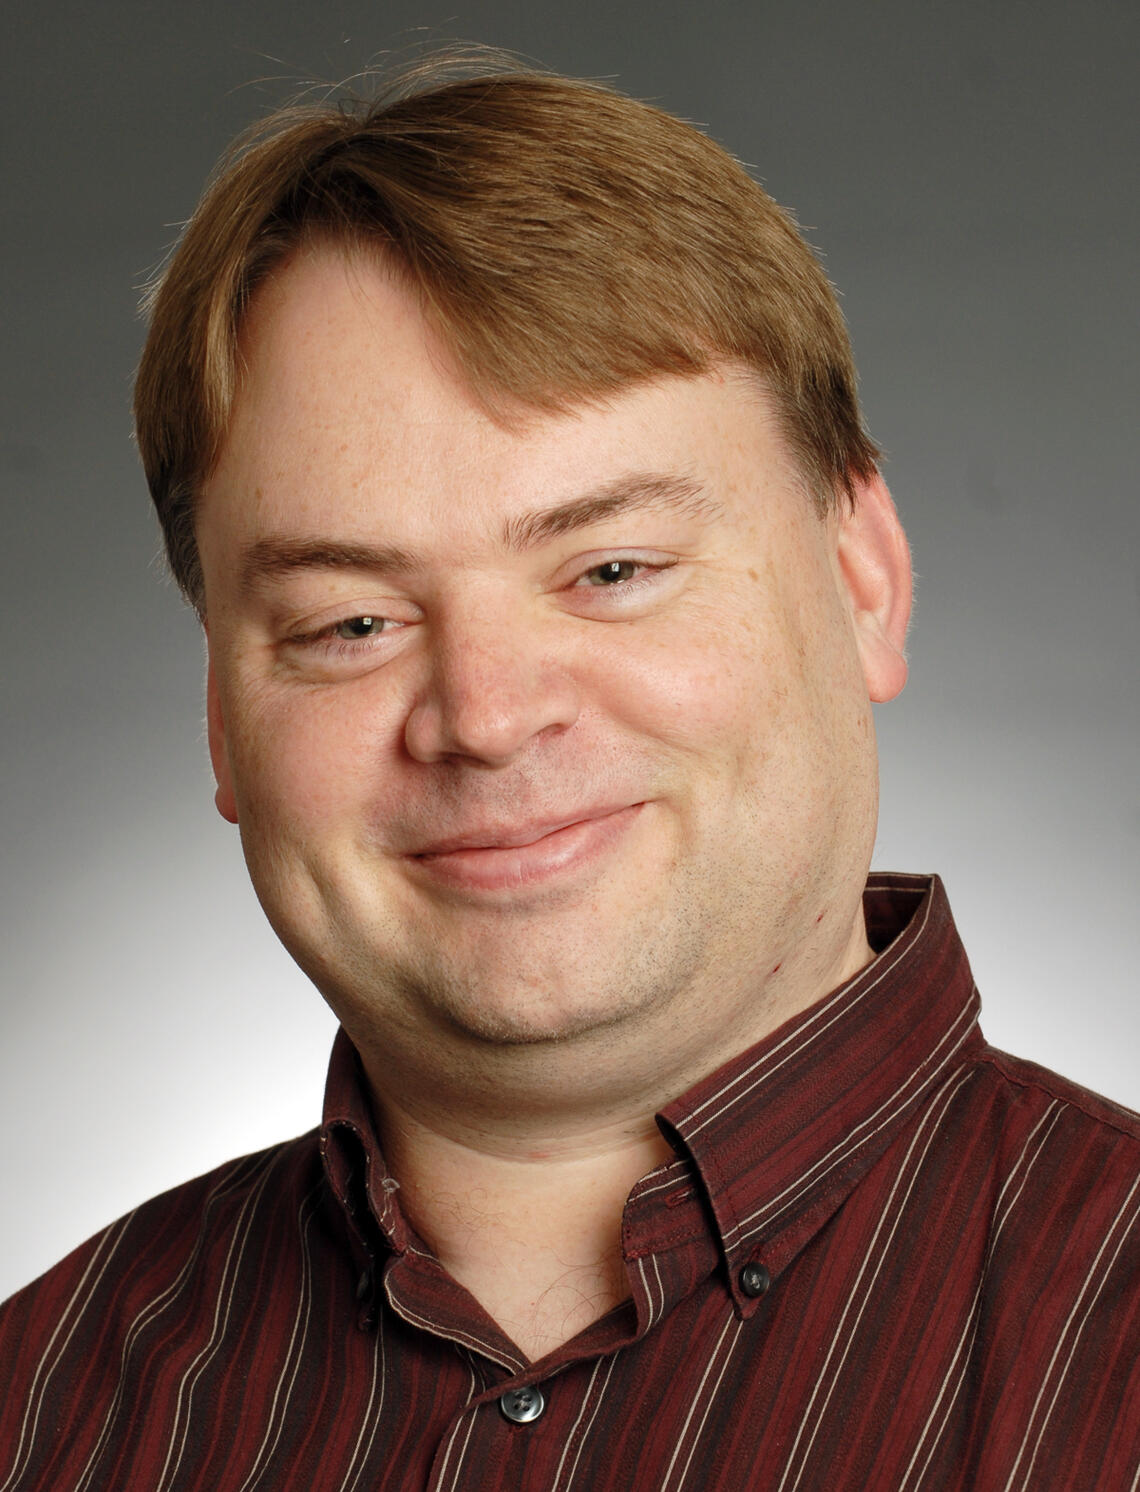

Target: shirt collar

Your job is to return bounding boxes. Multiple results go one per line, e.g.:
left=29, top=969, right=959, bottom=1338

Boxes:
left=320, top=1028, right=408, bottom=1257
left=320, top=873, right=981, bottom=1317
left=651, top=872, right=982, bottom=1311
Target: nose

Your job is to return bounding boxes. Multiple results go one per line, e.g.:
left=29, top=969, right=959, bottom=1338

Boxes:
left=403, top=606, right=582, bottom=767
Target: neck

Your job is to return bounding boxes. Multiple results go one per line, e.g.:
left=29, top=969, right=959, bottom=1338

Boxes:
left=351, top=907, right=876, bottom=1359
left=376, top=1093, right=674, bottom=1361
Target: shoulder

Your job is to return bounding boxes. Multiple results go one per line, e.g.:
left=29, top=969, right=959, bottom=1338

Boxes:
left=977, top=1045, right=1140, bottom=1132
left=956, top=1041, right=1140, bottom=1197
left=967, top=1041, right=1140, bottom=1161
left=0, top=1130, right=324, bottom=1396
left=947, top=1042, right=1140, bottom=1305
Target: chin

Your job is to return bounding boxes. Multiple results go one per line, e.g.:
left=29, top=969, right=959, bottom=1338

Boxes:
left=419, top=976, right=654, bottom=1049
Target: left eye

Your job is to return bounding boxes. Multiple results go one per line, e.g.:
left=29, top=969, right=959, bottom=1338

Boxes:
left=582, top=560, right=642, bottom=586
left=333, top=615, right=391, bottom=639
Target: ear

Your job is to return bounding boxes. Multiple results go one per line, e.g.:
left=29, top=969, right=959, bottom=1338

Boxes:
left=206, top=650, right=239, bottom=824
left=836, top=473, right=912, bottom=703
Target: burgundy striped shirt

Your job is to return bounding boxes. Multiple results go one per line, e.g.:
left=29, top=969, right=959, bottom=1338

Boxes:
left=3, top=873, right=1139, bottom=1490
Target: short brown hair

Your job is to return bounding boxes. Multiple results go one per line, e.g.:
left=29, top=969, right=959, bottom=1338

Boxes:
left=134, top=56, right=879, bottom=614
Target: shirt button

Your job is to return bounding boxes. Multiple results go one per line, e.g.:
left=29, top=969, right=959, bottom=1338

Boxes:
left=499, top=1385, right=546, bottom=1424
left=740, top=1262, right=771, bottom=1298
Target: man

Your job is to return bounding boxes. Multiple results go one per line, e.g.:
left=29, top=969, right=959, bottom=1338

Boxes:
left=1, top=57, right=1137, bottom=1490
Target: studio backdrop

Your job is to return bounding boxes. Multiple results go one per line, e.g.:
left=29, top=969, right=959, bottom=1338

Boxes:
left=3, top=0, right=1137, bottom=1300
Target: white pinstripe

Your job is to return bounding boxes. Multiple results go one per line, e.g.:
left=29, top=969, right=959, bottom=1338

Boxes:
left=428, top=1361, right=480, bottom=1492
left=897, top=1102, right=1065, bottom=1490
left=632, top=1158, right=696, bottom=1203
left=70, top=1156, right=272, bottom=1492
left=153, top=1156, right=280, bottom=1492
left=773, top=1067, right=976, bottom=1491
left=684, top=882, right=931, bottom=1139
left=233, top=1182, right=323, bottom=1492
left=0, top=1211, right=136, bottom=1492
left=733, top=1000, right=977, bottom=1247
left=1003, top=1174, right=1140, bottom=1492
left=551, top=1353, right=617, bottom=1492
left=651, top=1252, right=666, bottom=1326
left=658, top=1309, right=745, bottom=1492
left=634, top=1252, right=666, bottom=1330
left=335, top=1304, right=387, bottom=1492
left=3, top=1154, right=270, bottom=1492
left=384, top=1288, right=525, bottom=1375
left=386, top=1247, right=527, bottom=1374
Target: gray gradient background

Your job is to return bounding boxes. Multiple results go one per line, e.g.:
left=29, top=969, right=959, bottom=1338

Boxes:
left=3, top=0, right=1137, bottom=1300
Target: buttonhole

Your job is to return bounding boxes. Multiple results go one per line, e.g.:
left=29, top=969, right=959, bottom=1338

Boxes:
left=665, top=1187, right=695, bottom=1208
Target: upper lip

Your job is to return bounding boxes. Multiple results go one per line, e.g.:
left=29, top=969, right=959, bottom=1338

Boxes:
left=409, top=804, right=637, bottom=856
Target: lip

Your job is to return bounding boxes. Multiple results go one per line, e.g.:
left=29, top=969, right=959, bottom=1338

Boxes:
left=406, top=803, right=644, bottom=893
left=411, top=804, right=636, bottom=856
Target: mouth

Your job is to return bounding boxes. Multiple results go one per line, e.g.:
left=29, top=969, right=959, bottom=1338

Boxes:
left=406, top=803, right=645, bottom=894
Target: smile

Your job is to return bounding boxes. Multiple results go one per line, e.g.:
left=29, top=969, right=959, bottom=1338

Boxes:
left=406, top=803, right=644, bottom=893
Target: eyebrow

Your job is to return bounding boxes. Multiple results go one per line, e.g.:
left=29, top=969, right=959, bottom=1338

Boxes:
left=238, top=471, right=722, bottom=592
left=502, top=472, right=722, bottom=550
left=240, top=537, right=422, bottom=592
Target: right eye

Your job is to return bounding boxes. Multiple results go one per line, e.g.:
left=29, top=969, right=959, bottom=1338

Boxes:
left=332, top=615, right=393, bottom=640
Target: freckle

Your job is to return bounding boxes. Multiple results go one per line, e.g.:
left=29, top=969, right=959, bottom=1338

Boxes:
left=747, top=568, right=759, bottom=582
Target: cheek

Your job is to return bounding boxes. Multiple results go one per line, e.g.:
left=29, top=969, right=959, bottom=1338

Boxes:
left=590, top=601, right=788, bottom=770
left=225, top=672, right=405, bottom=832
left=593, top=572, right=869, bottom=827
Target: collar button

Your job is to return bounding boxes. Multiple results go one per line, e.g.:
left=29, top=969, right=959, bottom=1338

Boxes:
left=740, top=1262, right=771, bottom=1298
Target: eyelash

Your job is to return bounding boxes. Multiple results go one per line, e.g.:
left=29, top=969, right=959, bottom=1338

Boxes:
left=288, top=556, right=674, bottom=655
left=289, top=614, right=402, bottom=657
left=573, top=557, right=670, bottom=592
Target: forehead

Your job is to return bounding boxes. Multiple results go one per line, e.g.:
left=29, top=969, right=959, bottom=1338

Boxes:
left=203, top=246, right=806, bottom=548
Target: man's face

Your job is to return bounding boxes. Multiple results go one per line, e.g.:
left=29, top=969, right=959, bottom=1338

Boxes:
left=200, top=246, right=908, bottom=1093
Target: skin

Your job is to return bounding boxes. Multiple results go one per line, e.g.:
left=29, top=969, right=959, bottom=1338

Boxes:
left=199, top=244, right=912, bottom=1357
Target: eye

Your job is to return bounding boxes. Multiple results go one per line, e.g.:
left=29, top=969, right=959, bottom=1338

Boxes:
left=581, top=559, right=643, bottom=586
left=281, top=609, right=411, bottom=676
left=332, top=615, right=393, bottom=639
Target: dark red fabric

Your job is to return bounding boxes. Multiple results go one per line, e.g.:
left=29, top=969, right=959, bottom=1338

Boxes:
left=3, top=873, right=1138, bottom=1490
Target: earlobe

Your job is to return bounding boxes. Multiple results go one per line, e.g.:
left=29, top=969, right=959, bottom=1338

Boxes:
left=206, top=654, right=239, bottom=824
left=836, top=474, right=913, bottom=703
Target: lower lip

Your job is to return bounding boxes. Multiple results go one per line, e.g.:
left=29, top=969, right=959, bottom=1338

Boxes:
left=409, top=804, right=644, bottom=894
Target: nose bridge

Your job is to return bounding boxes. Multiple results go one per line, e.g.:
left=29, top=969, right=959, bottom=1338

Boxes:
left=404, top=591, right=581, bottom=766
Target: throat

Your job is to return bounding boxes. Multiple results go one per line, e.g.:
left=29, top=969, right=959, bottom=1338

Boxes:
left=376, top=1102, right=675, bottom=1361
left=446, top=1235, right=632, bottom=1361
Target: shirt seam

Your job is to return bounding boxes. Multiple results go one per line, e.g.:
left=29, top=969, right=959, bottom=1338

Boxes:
left=975, top=1049, right=1140, bottom=1144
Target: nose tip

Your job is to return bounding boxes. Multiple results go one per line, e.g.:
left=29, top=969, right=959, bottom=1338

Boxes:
left=404, top=638, right=582, bottom=767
